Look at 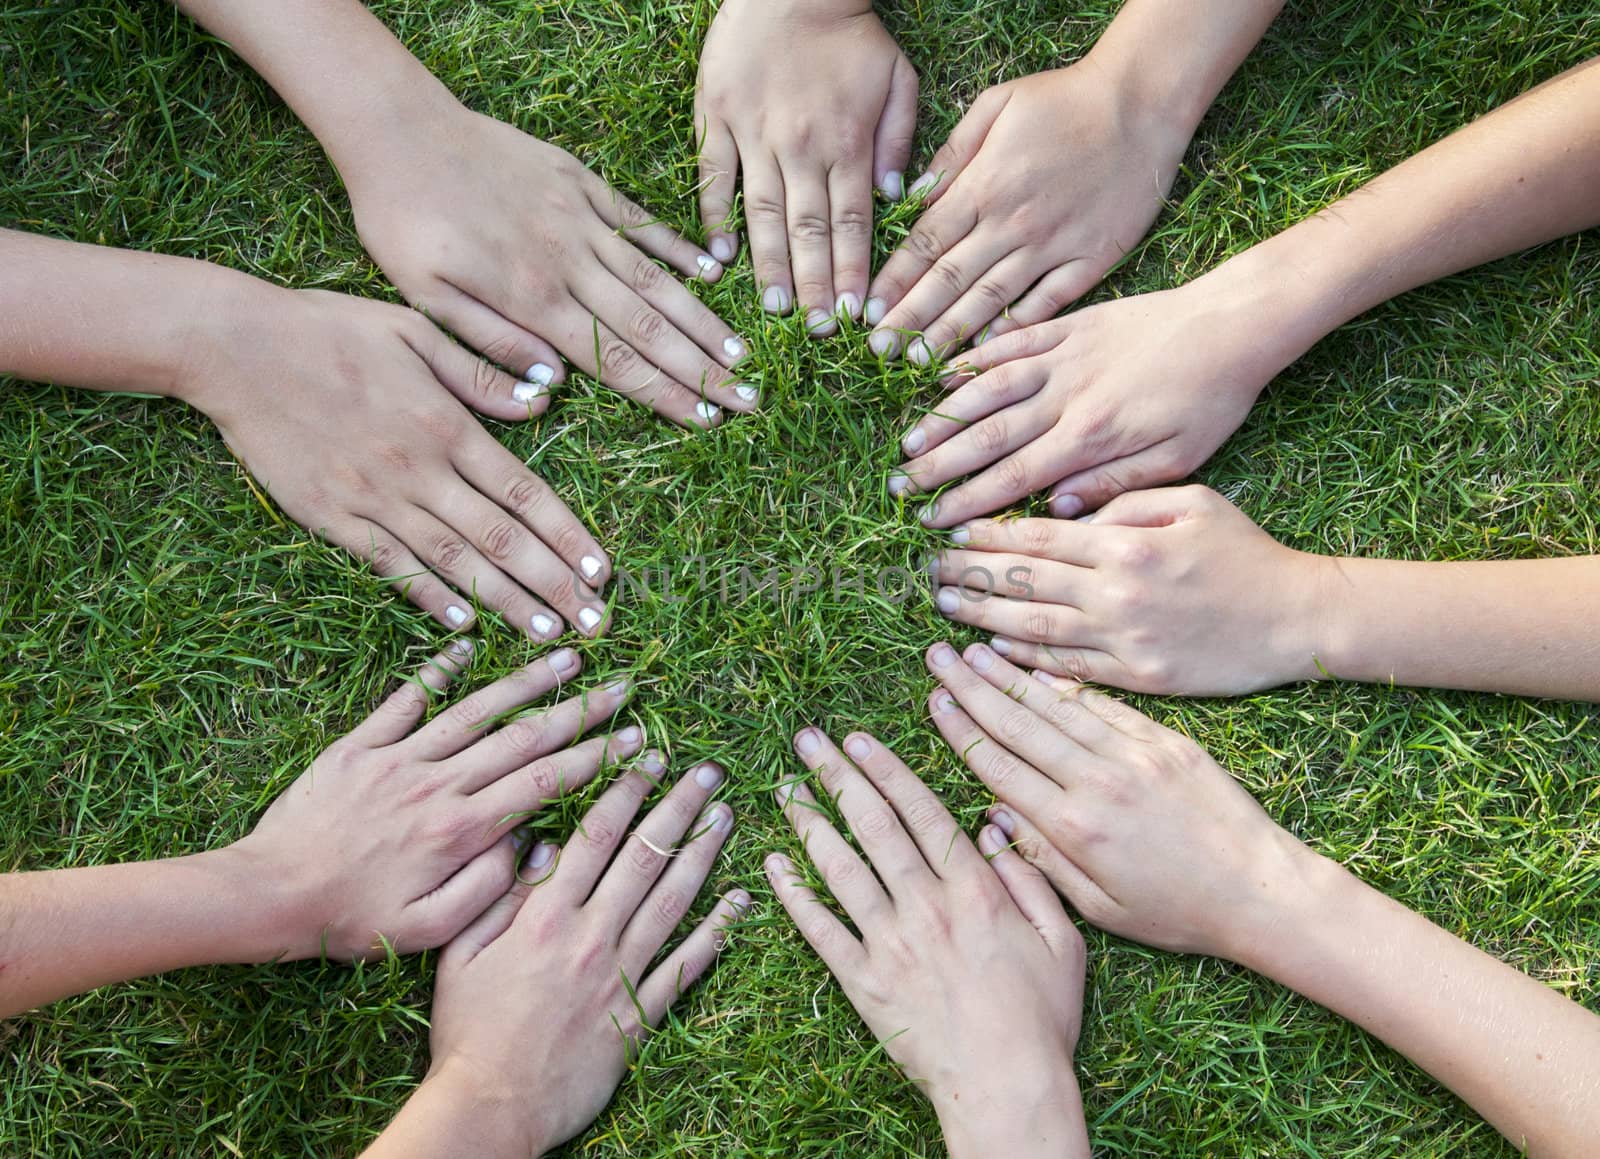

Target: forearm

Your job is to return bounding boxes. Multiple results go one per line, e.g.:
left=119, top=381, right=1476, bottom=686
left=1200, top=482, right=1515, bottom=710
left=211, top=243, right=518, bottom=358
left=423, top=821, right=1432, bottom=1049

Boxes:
left=0, top=228, right=268, bottom=413
left=362, top=1061, right=548, bottom=1159
left=1242, top=858, right=1600, bottom=1157
left=935, top=1066, right=1092, bottom=1159
left=1090, top=0, right=1285, bottom=134
left=1305, top=555, right=1600, bottom=700
left=0, top=846, right=296, bottom=1017
left=1203, top=55, right=1600, bottom=373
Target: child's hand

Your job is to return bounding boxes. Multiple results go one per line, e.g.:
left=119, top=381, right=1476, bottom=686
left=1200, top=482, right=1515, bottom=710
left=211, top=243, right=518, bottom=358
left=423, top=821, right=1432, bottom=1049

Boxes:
left=866, top=62, right=1190, bottom=362
left=186, top=287, right=610, bottom=640
left=768, top=729, right=1089, bottom=1158
left=891, top=285, right=1271, bottom=526
left=390, top=761, right=745, bottom=1157
left=695, top=0, right=918, bottom=334
left=925, top=640, right=1327, bottom=965
left=342, top=108, right=755, bottom=428
left=932, top=486, right=1334, bottom=695
left=235, top=645, right=640, bottom=960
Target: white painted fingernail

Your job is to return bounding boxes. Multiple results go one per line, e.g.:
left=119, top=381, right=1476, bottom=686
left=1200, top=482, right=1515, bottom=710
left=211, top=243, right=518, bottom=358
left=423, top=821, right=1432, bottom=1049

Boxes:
left=761, top=285, right=791, bottom=314
left=527, top=842, right=556, bottom=871
left=549, top=647, right=579, bottom=674
left=526, top=363, right=557, bottom=386
left=735, top=384, right=759, bottom=403
left=991, top=636, right=1013, bottom=656
left=697, top=253, right=721, bottom=277
left=513, top=382, right=545, bottom=404
left=936, top=587, right=961, bottom=615
left=695, top=401, right=721, bottom=424
left=579, top=607, right=603, bottom=632
left=695, top=763, right=724, bottom=789
left=909, top=172, right=938, bottom=198
left=907, top=337, right=932, bottom=366
left=887, top=470, right=910, bottom=497
left=836, top=292, right=862, bottom=320
left=902, top=427, right=926, bottom=455
left=724, top=336, right=747, bottom=361
left=710, top=235, right=737, bottom=264
left=864, top=297, right=887, bottom=326
left=580, top=555, right=603, bottom=580
left=805, top=308, right=836, bottom=336
left=868, top=330, right=897, bottom=358
left=881, top=170, right=904, bottom=200
left=445, top=604, right=469, bottom=627
left=617, top=724, right=643, bottom=746
left=531, top=612, right=557, bottom=637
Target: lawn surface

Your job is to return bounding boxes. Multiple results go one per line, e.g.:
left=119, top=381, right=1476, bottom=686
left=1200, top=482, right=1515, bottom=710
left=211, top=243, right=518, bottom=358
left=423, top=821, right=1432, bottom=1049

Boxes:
left=3, top=1, right=1599, bottom=1155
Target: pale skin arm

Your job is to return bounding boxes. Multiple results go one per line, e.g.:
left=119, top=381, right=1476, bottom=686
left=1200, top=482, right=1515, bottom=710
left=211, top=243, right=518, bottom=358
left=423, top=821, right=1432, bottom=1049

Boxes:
left=925, top=640, right=1600, bottom=1156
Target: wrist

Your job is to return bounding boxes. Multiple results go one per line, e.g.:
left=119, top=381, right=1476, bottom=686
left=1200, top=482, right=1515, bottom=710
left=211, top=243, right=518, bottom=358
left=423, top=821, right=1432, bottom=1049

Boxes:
left=209, top=835, right=330, bottom=964
left=931, top=1056, right=1090, bottom=1158
left=398, top=1055, right=549, bottom=1158
left=167, top=270, right=298, bottom=420
left=1213, top=841, right=1358, bottom=976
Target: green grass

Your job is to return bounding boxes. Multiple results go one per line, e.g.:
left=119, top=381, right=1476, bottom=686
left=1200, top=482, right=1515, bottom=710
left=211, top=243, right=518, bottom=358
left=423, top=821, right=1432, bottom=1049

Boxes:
left=3, top=0, right=1599, bottom=1155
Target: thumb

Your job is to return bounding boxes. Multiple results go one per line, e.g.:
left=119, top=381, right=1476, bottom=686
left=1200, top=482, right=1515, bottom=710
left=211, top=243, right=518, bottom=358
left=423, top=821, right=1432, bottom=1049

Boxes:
left=907, top=84, right=1011, bottom=204
left=873, top=54, right=920, bottom=199
left=1082, top=485, right=1207, bottom=529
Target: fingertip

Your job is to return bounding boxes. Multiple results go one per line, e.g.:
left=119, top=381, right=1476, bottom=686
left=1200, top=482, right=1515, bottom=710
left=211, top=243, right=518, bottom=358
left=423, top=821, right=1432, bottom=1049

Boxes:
left=878, top=170, right=905, bottom=201
left=761, top=285, right=792, bottom=315
left=928, top=686, right=959, bottom=716
left=709, top=234, right=738, bottom=265
left=529, top=611, right=564, bottom=641
left=978, top=823, right=1008, bottom=857
left=696, top=253, right=725, bottom=283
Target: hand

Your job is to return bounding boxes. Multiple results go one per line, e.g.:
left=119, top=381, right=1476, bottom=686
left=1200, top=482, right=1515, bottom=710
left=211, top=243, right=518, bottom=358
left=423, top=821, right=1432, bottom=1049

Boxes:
left=866, top=60, right=1190, bottom=363
left=768, top=729, right=1089, bottom=1158
left=185, top=286, right=610, bottom=640
left=233, top=642, right=641, bottom=960
left=890, top=283, right=1272, bottom=527
left=696, top=0, right=918, bottom=335
left=377, top=759, right=746, bottom=1158
left=932, top=486, right=1335, bottom=695
left=343, top=105, right=757, bottom=427
left=925, top=640, right=1326, bottom=964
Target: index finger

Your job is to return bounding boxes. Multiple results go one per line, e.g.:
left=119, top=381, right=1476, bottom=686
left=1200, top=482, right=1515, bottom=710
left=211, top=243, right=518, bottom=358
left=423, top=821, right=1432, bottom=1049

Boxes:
left=837, top=731, right=982, bottom=879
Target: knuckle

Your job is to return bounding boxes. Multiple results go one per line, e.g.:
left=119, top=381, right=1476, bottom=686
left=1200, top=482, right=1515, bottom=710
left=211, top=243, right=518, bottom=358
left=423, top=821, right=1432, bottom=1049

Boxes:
left=788, top=213, right=830, bottom=242
left=744, top=194, right=786, bottom=225
left=479, top=333, right=523, bottom=370
left=926, top=259, right=967, bottom=294
left=600, top=335, right=641, bottom=379
left=984, top=749, right=1027, bottom=790
left=471, top=356, right=503, bottom=398
left=650, top=886, right=688, bottom=929
left=970, top=277, right=1011, bottom=313
left=972, top=416, right=1008, bottom=454
left=1114, top=538, right=1158, bottom=571
left=1024, top=607, right=1060, bottom=640
left=995, top=455, right=1033, bottom=493
left=853, top=806, right=899, bottom=842
left=550, top=520, right=587, bottom=561
left=822, top=852, right=863, bottom=891
left=900, top=794, right=946, bottom=837
left=480, top=518, right=524, bottom=562
left=368, top=538, right=404, bottom=576
left=430, top=535, right=470, bottom=572
left=629, top=305, right=670, bottom=347
left=503, top=715, right=552, bottom=758
left=904, top=227, right=945, bottom=265
left=623, top=835, right=664, bottom=878
left=1021, top=520, right=1056, bottom=556
left=830, top=206, right=872, bottom=238
left=503, top=474, right=548, bottom=518
left=581, top=817, right=620, bottom=852
left=629, top=257, right=667, bottom=294
left=998, top=706, right=1037, bottom=745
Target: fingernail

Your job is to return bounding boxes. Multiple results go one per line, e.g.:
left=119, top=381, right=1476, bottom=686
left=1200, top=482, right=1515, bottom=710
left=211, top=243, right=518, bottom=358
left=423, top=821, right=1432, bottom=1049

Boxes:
left=640, top=749, right=666, bottom=775
left=1051, top=492, right=1085, bottom=518
left=805, top=308, right=838, bottom=337
left=795, top=728, right=822, bottom=757
left=605, top=676, right=631, bottom=696
left=979, top=825, right=1006, bottom=856
left=548, top=647, right=579, bottom=674
left=616, top=724, right=643, bottom=746
left=526, top=362, right=557, bottom=386
left=880, top=170, right=904, bottom=200
left=697, top=253, right=721, bottom=278
left=531, top=612, right=558, bottom=637
left=695, top=401, right=721, bottom=424
left=843, top=734, right=871, bottom=761
left=577, top=556, right=603, bottom=582
left=919, top=501, right=939, bottom=525
left=774, top=783, right=797, bottom=806
left=864, top=297, right=887, bottom=326
left=969, top=644, right=996, bottom=672
left=695, top=763, right=724, bottom=789
left=908, top=172, right=938, bottom=198
left=906, top=337, right=932, bottom=366
left=449, top=637, right=475, bottom=657
left=930, top=643, right=957, bottom=669
left=445, top=604, right=469, bottom=627
left=836, top=292, right=862, bottom=320
left=949, top=524, right=970, bottom=545
left=727, top=888, right=753, bottom=915
left=936, top=587, right=961, bottom=615
left=765, top=852, right=790, bottom=876
left=868, top=329, right=897, bottom=358
left=724, top=336, right=747, bottom=362
left=704, top=803, right=733, bottom=833
left=735, top=384, right=760, bottom=404
left=902, top=427, right=926, bottom=456
left=527, top=842, right=556, bottom=871
left=710, top=235, right=737, bottom=264
left=991, top=636, right=1013, bottom=657
left=761, top=285, right=791, bottom=314
left=933, top=689, right=958, bottom=714
left=990, top=805, right=1017, bottom=837
left=513, top=381, right=546, bottom=404
left=1035, top=669, right=1075, bottom=692
left=887, top=470, right=911, bottom=498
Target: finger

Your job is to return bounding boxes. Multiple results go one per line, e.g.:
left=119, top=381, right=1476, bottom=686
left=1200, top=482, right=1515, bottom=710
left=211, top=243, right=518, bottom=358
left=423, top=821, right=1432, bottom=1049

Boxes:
left=780, top=161, right=837, bottom=336
left=794, top=728, right=929, bottom=889
left=451, top=435, right=611, bottom=589
left=548, top=758, right=663, bottom=901
left=877, top=234, right=1015, bottom=364
left=582, top=175, right=725, bottom=285
left=872, top=54, right=920, bottom=200
left=589, top=761, right=729, bottom=919
left=636, top=889, right=752, bottom=1027
left=903, top=86, right=1010, bottom=207
left=322, top=515, right=481, bottom=635
left=827, top=156, right=874, bottom=322
left=430, top=478, right=608, bottom=638
left=409, top=647, right=581, bottom=761
left=896, top=359, right=1047, bottom=463
left=619, top=796, right=735, bottom=973
left=935, top=588, right=1100, bottom=651
left=895, top=399, right=1054, bottom=503
left=775, top=779, right=891, bottom=927
left=839, top=731, right=983, bottom=879
left=588, top=235, right=754, bottom=412
left=471, top=726, right=647, bottom=843
left=1084, top=485, right=1202, bottom=529
left=935, top=546, right=1081, bottom=600
left=918, top=441, right=1066, bottom=529
left=925, top=685, right=1065, bottom=820
left=1045, top=440, right=1189, bottom=519
left=765, top=852, right=865, bottom=977
left=941, top=315, right=1072, bottom=382
left=987, top=803, right=1110, bottom=927
left=944, top=516, right=1099, bottom=567
left=344, top=638, right=476, bottom=749
left=696, top=115, right=742, bottom=265
left=989, top=638, right=1125, bottom=689
left=437, top=840, right=548, bottom=969
left=1003, top=258, right=1103, bottom=328
left=1029, top=669, right=1171, bottom=744
left=547, top=307, right=725, bottom=429
left=918, top=247, right=1046, bottom=363
left=961, top=642, right=1128, bottom=755
left=398, top=833, right=520, bottom=954
left=866, top=198, right=979, bottom=358
left=976, top=822, right=1081, bottom=960
left=452, top=674, right=633, bottom=788
left=743, top=154, right=793, bottom=316
left=416, top=281, right=564, bottom=417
